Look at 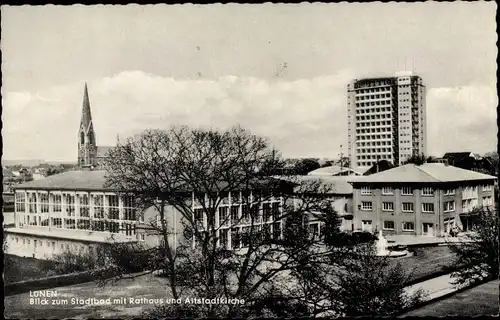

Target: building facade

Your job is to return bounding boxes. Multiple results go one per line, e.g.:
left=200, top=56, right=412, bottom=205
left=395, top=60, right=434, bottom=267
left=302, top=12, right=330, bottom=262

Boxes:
left=347, top=71, right=427, bottom=173
left=350, top=163, right=496, bottom=237
left=5, top=171, right=289, bottom=259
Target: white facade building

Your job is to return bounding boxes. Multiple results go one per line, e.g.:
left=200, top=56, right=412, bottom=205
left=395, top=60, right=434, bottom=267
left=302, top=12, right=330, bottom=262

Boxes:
left=347, top=71, right=427, bottom=173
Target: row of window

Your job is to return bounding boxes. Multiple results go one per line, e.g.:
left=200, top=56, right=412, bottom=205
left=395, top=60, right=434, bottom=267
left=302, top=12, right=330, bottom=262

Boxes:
left=356, top=113, right=391, bottom=121
left=361, top=220, right=416, bottom=231
left=356, top=121, right=392, bottom=128
left=356, top=100, right=392, bottom=107
left=361, top=185, right=493, bottom=197
left=355, top=134, right=392, bottom=140
left=193, top=202, right=281, bottom=229
left=356, top=93, right=391, bottom=100
left=201, top=222, right=282, bottom=250
left=355, top=107, right=392, bottom=115
left=361, top=201, right=435, bottom=213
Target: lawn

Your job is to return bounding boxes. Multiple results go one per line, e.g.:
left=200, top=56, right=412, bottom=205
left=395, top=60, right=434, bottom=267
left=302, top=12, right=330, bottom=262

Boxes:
left=393, top=246, right=457, bottom=283
left=4, top=254, right=60, bottom=284
left=400, top=279, right=499, bottom=317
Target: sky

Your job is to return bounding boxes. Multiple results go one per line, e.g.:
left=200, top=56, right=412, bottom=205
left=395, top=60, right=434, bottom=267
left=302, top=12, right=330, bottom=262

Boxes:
left=1, top=3, right=497, bottom=162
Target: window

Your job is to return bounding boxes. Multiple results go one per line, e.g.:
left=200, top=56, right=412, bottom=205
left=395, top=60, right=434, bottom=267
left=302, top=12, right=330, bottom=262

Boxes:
left=106, top=195, right=119, bottom=220
left=402, top=222, right=414, bottom=231
left=382, top=187, right=393, bottom=195
left=444, top=189, right=455, bottom=195
left=218, top=207, right=229, bottom=227
left=383, top=221, right=395, bottom=230
left=382, top=202, right=394, bottom=211
left=421, top=187, right=434, bottom=196
left=361, top=201, right=373, bottom=210
left=483, top=196, right=493, bottom=206
left=360, top=186, right=371, bottom=195
left=230, top=205, right=240, bottom=224
left=262, top=203, right=272, bottom=222
left=15, top=191, right=26, bottom=213
left=93, top=195, right=105, bottom=219
left=40, top=193, right=49, bottom=213
left=194, top=208, right=204, bottom=229
left=402, top=202, right=414, bottom=212
left=122, top=195, right=136, bottom=221
left=422, top=203, right=434, bottom=213
left=273, top=222, right=282, bottom=240
left=53, top=194, right=62, bottom=212
left=231, top=227, right=240, bottom=249
left=483, top=185, right=493, bottom=192
left=79, top=194, right=90, bottom=217
left=401, top=187, right=413, bottom=195
left=443, top=201, right=455, bottom=212
left=219, top=229, right=229, bottom=248
left=139, top=234, right=145, bottom=241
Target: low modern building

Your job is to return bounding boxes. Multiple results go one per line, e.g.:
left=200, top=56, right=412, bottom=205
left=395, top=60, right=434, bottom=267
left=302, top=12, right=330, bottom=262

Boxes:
left=4, top=170, right=293, bottom=259
left=350, top=163, right=496, bottom=236
left=287, top=175, right=355, bottom=237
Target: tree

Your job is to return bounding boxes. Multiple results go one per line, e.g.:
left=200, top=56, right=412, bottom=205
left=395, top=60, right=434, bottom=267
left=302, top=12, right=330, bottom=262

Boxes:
left=448, top=207, right=499, bottom=286
left=104, top=125, right=339, bottom=317
left=103, top=125, right=423, bottom=317
left=401, top=154, right=435, bottom=166
left=293, top=158, right=321, bottom=175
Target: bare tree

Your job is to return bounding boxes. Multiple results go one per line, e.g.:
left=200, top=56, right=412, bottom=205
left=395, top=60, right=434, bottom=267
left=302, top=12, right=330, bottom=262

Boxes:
left=103, top=125, right=422, bottom=317
left=104, top=125, right=341, bottom=317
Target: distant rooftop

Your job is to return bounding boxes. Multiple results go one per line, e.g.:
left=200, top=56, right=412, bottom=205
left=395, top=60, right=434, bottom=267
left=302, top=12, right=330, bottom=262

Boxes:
left=308, top=165, right=362, bottom=177
left=351, top=163, right=497, bottom=184
left=278, top=175, right=354, bottom=195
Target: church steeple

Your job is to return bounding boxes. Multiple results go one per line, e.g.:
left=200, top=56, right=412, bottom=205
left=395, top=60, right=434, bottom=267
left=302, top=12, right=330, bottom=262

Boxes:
left=81, top=82, right=93, bottom=130
left=78, top=82, right=98, bottom=168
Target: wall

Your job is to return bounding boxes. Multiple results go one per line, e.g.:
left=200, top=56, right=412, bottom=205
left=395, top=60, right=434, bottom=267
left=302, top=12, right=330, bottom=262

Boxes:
left=5, top=232, right=100, bottom=260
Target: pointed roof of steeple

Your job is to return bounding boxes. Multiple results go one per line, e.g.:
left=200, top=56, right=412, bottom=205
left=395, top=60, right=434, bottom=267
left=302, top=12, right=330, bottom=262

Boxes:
left=80, top=82, right=93, bottom=130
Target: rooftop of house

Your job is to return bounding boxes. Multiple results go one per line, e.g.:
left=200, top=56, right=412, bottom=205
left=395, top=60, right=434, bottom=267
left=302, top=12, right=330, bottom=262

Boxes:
left=278, top=175, right=354, bottom=195
left=351, top=163, right=497, bottom=184
left=14, top=169, right=295, bottom=193
left=308, top=165, right=362, bottom=176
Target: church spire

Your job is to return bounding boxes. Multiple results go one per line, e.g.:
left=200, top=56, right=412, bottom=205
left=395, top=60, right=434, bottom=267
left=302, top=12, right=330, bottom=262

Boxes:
left=80, top=82, right=92, bottom=130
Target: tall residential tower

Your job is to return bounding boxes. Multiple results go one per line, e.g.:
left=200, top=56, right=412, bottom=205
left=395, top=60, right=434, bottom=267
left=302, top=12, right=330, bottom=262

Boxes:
left=347, top=71, right=427, bottom=173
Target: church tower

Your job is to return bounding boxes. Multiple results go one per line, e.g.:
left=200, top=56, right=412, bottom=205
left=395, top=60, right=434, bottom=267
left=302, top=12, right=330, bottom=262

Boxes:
left=78, top=83, right=98, bottom=168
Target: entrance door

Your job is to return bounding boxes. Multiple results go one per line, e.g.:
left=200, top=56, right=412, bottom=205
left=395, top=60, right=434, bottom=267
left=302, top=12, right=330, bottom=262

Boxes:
left=422, top=223, right=434, bottom=236
left=362, top=220, right=373, bottom=233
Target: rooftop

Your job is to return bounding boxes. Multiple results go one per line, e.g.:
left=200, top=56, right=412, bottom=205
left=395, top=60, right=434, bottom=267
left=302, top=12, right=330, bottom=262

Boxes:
left=14, top=170, right=111, bottom=191
left=308, top=165, right=362, bottom=176
left=279, top=175, right=354, bottom=195
left=351, top=163, right=497, bottom=184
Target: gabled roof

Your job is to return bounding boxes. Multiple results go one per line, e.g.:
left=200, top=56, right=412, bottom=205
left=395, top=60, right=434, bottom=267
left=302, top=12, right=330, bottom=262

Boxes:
left=351, top=163, right=497, bottom=184
left=443, top=152, right=475, bottom=159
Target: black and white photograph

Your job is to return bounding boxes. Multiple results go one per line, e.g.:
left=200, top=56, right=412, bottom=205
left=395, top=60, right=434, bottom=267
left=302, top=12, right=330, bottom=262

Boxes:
left=2, top=2, right=498, bottom=318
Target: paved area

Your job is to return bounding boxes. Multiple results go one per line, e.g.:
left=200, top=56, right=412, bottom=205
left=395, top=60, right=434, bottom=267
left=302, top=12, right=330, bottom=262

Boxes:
left=4, top=273, right=171, bottom=319
left=405, top=273, right=456, bottom=301
left=401, top=280, right=499, bottom=317
left=386, top=235, right=472, bottom=246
